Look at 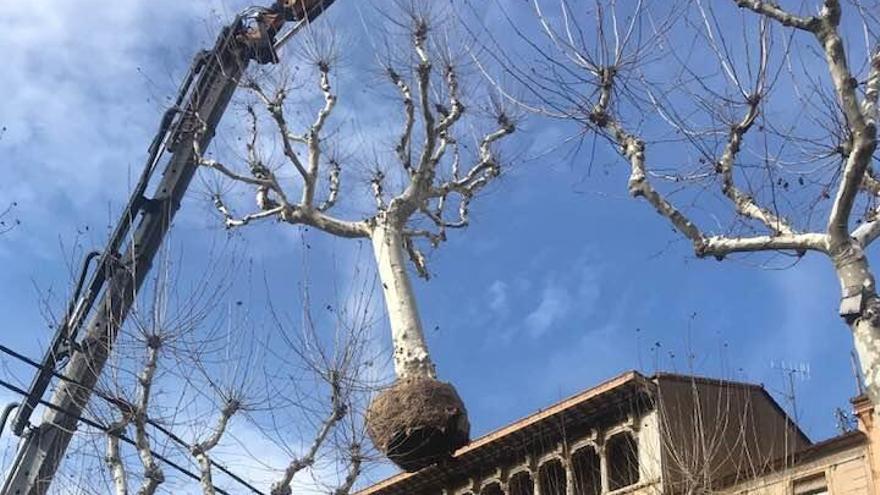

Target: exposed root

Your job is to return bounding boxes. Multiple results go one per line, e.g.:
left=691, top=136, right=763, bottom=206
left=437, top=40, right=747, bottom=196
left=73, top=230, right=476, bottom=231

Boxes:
left=366, top=378, right=469, bottom=472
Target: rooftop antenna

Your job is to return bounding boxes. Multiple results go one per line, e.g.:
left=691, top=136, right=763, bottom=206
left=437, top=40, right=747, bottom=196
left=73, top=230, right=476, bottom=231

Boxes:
left=770, top=360, right=811, bottom=426
left=834, top=407, right=857, bottom=434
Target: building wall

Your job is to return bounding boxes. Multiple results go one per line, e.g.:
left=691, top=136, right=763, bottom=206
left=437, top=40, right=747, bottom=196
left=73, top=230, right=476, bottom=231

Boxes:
left=443, top=408, right=662, bottom=495
left=719, top=443, right=872, bottom=494
left=654, top=377, right=811, bottom=492
left=356, top=374, right=868, bottom=495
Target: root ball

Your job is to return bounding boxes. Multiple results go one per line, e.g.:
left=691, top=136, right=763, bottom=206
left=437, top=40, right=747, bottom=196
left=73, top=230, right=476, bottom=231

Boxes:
left=366, top=378, right=469, bottom=472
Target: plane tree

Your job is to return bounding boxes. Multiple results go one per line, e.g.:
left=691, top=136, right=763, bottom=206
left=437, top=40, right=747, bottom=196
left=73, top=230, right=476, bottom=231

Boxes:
left=483, top=0, right=880, bottom=407
left=89, top=253, right=370, bottom=495
left=194, top=6, right=516, bottom=470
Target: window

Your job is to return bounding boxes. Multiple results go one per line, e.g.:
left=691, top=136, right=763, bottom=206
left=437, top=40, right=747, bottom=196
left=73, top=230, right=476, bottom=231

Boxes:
left=508, top=471, right=534, bottom=495
left=572, top=446, right=601, bottom=495
left=538, top=458, right=567, bottom=495
left=793, top=473, right=828, bottom=495
left=480, top=483, right=503, bottom=495
left=607, top=432, right=639, bottom=490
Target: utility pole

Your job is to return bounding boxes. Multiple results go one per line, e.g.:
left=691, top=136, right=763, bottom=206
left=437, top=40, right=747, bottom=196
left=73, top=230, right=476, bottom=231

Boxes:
left=1, top=2, right=336, bottom=494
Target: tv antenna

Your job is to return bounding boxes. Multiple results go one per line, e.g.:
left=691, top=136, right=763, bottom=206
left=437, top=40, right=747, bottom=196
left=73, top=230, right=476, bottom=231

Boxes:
left=770, top=360, right=811, bottom=425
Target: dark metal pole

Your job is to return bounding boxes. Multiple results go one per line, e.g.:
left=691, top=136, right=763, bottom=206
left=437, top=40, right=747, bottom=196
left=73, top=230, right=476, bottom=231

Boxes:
left=0, top=404, right=18, bottom=440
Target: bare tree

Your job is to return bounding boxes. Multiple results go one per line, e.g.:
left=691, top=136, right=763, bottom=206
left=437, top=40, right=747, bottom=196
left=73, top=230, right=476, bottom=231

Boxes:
left=10, top=237, right=379, bottom=495
left=480, top=0, right=880, bottom=409
left=195, top=4, right=517, bottom=470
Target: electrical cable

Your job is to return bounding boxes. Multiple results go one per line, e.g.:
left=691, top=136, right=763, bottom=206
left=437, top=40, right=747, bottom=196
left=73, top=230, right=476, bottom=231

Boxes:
left=0, top=344, right=266, bottom=495
left=0, top=377, right=249, bottom=495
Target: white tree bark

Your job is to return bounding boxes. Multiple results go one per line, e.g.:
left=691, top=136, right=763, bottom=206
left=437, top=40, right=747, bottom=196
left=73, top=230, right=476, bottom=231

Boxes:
left=832, top=243, right=880, bottom=404
left=371, top=216, right=436, bottom=380
left=191, top=400, right=238, bottom=495
left=105, top=420, right=130, bottom=495
left=134, top=343, right=163, bottom=495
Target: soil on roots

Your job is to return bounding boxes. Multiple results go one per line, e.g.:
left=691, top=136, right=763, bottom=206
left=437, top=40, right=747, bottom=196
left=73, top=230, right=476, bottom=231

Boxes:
left=366, top=378, right=470, bottom=472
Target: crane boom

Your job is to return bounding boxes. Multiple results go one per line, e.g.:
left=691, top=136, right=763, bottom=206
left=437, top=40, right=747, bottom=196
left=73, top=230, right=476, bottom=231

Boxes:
left=2, top=2, right=335, bottom=494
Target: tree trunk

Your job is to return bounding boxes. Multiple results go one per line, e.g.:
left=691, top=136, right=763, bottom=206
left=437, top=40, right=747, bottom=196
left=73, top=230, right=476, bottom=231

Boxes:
left=370, top=217, right=436, bottom=380
left=834, top=242, right=880, bottom=405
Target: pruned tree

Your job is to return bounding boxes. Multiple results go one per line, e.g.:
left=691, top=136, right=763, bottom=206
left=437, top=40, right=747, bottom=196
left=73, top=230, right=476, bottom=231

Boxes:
left=20, top=239, right=379, bottom=495
left=479, top=0, right=880, bottom=410
left=194, top=3, right=517, bottom=471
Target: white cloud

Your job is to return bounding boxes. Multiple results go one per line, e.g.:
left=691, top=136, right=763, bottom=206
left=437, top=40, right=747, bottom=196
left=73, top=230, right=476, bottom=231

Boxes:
left=0, top=0, right=234, bottom=260
left=525, top=281, right=572, bottom=338
left=521, top=254, right=600, bottom=339
left=488, top=280, right=509, bottom=315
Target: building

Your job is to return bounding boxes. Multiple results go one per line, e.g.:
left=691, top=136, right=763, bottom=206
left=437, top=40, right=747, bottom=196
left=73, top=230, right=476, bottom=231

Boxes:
left=357, top=371, right=876, bottom=495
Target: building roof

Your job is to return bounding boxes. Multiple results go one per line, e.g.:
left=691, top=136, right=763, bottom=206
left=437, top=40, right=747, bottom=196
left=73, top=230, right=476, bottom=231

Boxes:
left=356, top=370, right=817, bottom=495
left=357, top=371, right=651, bottom=495
left=651, top=371, right=812, bottom=445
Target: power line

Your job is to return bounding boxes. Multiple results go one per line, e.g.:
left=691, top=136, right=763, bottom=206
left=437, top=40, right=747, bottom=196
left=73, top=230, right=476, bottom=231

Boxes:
left=0, top=377, right=242, bottom=495
left=0, top=343, right=266, bottom=495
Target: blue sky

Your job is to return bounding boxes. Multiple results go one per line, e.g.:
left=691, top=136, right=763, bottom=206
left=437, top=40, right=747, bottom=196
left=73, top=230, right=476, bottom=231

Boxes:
left=0, top=0, right=869, bottom=492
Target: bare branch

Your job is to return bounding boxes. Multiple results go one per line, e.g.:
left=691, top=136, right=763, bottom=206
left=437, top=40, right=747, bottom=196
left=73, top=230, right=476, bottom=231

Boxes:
left=318, top=159, right=341, bottom=212
left=212, top=195, right=285, bottom=229
left=810, top=1, right=879, bottom=245
left=853, top=217, right=880, bottom=247
left=133, top=341, right=164, bottom=495
left=436, top=66, right=465, bottom=134
left=102, top=336, right=165, bottom=495
left=403, top=236, right=430, bottom=279
left=413, top=20, right=438, bottom=179
left=371, top=170, right=387, bottom=210
left=432, top=116, right=516, bottom=200
left=388, top=68, right=416, bottom=173
left=733, top=0, right=817, bottom=30
left=863, top=168, right=880, bottom=196
left=191, top=399, right=240, bottom=495
left=404, top=227, right=445, bottom=245
left=717, top=98, right=794, bottom=235
left=105, top=419, right=130, bottom=495
left=331, top=444, right=362, bottom=495
left=196, top=155, right=273, bottom=189
left=247, top=80, right=310, bottom=181
left=703, top=233, right=829, bottom=258
left=863, top=48, right=880, bottom=126
left=281, top=207, right=370, bottom=238
left=303, top=64, right=338, bottom=207
left=0, top=201, right=19, bottom=235
left=619, top=126, right=705, bottom=249
left=270, top=376, right=348, bottom=495
left=194, top=113, right=290, bottom=209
